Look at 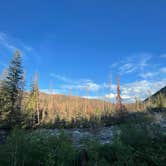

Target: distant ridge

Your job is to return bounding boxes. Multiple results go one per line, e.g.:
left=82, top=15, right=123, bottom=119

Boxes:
left=144, top=85, right=166, bottom=102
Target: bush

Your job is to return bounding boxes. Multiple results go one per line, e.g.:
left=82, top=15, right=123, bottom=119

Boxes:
left=109, top=122, right=166, bottom=166
left=0, top=118, right=165, bottom=166
left=84, top=119, right=166, bottom=166
left=0, top=128, right=76, bottom=166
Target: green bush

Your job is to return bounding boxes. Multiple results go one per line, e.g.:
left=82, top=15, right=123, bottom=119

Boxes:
left=109, top=122, right=166, bottom=166
left=0, top=128, right=76, bottom=166
left=0, top=119, right=165, bottom=166
left=83, top=119, right=166, bottom=166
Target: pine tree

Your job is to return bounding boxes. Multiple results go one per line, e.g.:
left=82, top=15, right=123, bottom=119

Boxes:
left=0, top=51, right=24, bottom=126
left=0, top=70, right=10, bottom=123
left=26, top=74, right=40, bottom=126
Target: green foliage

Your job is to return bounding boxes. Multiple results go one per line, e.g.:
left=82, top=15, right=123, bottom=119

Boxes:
left=0, top=79, right=11, bottom=127
left=84, top=122, right=166, bottom=166
left=155, top=93, right=166, bottom=108
left=0, top=128, right=76, bottom=166
left=24, top=75, right=39, bottom=128
left=0, top=51, right=24, bottom=127
left=0, top=119, right=165, bottom=166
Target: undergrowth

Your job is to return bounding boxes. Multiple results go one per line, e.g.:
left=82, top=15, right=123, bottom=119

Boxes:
left=0, top=113, right=165, bottom=166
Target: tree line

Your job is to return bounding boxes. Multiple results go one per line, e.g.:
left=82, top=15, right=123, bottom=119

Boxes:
left=0, top=51, right=41, bottom=128
left=0, top=51, right=114, bottom=129
left=0, top=51, right=165, bottom=129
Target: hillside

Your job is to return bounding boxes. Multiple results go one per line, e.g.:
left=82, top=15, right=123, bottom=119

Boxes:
left=144, top=85, right=166, bottom=110
left=145, top=85, right=166, bottom=101
left=23, top=92, right=115, bottom=127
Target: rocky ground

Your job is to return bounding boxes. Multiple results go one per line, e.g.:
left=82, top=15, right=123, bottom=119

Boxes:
left=153, top=112, right=166, bottom=131
left=36, top=126, right=117, bottom=147
left=0, top=112, right=165, bottom=146
left=31, top=112, right=166, bottom=147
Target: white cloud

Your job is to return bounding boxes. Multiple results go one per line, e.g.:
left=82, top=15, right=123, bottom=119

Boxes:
left=82, top=96, right=101, bottom=99
left=121, top=79, right=166, bottom=101
left=50, top=73, right=104, bottom=92
left=61, top=80, right=101, bottom=92
left=49, top=71, right=166, bottom=102
left=138, top=53, right=151, bottom=69
left=119, top=63, right=137, bottom=74
left=40, top=78, right=166, bottom=103
left=139, top=72, right=156, bottom=79
left=105, top=79, right=166, bottom=102
left=50, top=73, right=73, bottom=83
left=47, top=52, right=165, bottom=102
left=84, top=81, right=101, bottom=91
left=0, top=32, right=17, bottom=52
left=105, top=93, right=116, bottom=99
left=112, top=53, right=152, bottom=75
left=40, top=88, right=67, bottom=94
left=121, top=95, right=131, bottom=99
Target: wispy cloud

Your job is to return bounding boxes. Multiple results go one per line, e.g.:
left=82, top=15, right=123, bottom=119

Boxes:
left=110, top=52, right=166, bottom=82
left=139, top=72, right=157, bottom=79
left=119, top=63, right=137, bottom=74
left=0, top=32, right=33, bottom=58
left=111, top=53, right=152, bottom=75
left=49, top=73, right=105, bottom=92
left=0, top=32, right=17, bottom=51
left=105, top=93, right=116, bottom=99
left=0, top=32, right=41, bottom=76
left=50, top=73, right=73, bottom=83
left=160, top=54, right=166, bottom=58
left=61, top=79, right=102, bottom=92
left=40, top=88, right=67, bottom=94
left=121, top=79, right=166, bottom=102
left=105, top=79, right=166, bottom=102
left=49, top=69, right=166, bottom=102
left=82, top=95, right=101, bottom=99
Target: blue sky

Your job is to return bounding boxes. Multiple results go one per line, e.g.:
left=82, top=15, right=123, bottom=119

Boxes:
left=0, top=0, right=166, bottom=102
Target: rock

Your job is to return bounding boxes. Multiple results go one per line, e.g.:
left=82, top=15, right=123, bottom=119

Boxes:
left=36, top=126, right=116, bottom=147
left=98, top=127, right=115, bottom=144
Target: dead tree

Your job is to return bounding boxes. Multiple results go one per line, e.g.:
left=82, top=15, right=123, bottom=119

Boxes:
left=116, top=76, right=123, bottom=112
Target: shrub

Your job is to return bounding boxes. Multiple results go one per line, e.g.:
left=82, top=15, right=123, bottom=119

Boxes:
left=0, top=118, right=165, bottom=166
left=0, top=128, right=76, bottom=166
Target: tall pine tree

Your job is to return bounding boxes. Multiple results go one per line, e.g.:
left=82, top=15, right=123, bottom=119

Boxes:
left=0, top=50, right=24, bottom=126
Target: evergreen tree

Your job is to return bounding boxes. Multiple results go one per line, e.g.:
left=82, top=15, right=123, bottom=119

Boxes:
left=0, top=51, right=24, bottom=126
left=26, top=74, right=39, bottom=126
left=0, top=70, right=10, bottom=123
